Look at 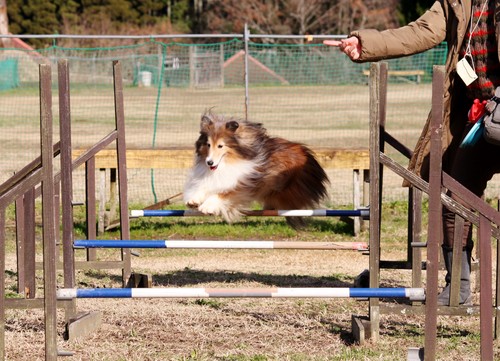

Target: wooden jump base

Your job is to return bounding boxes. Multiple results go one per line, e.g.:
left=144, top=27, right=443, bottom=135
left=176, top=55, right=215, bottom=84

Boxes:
left=57, top=287, right=425, bottom=301
left=130, top=208, right=370, bottom=218
left=73, top=239, right=368, bottom=250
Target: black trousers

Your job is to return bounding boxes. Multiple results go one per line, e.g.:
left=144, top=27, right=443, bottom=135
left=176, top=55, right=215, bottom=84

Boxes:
left=442, top=122, right=500, bottom=248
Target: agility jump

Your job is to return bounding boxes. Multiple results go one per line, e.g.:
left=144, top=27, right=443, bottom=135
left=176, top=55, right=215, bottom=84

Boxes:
left=7, top=59, right=496, bottom=361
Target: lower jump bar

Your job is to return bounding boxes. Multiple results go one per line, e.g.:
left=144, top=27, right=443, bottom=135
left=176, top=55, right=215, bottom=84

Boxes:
left=57, top=287, right=425, bottom=301
left=131, top=209, right=370, bottom=218
left=73, top=240, right=368, bottom=250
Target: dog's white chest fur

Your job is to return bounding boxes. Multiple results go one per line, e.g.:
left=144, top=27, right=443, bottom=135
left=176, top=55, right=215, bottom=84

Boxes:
left=183, top=157, right=256, bottom=207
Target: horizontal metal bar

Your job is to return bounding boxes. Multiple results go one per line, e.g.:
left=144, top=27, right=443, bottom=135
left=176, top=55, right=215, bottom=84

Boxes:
left=0, top=34, right=347, bottom=40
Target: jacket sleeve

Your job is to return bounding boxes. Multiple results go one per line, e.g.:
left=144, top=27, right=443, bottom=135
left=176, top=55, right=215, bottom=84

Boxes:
left=351, top=1, right=448, bottom=62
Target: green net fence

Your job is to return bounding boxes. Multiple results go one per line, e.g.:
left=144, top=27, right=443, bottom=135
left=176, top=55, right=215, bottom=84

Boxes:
left=3, top=38, right=494, bottom=208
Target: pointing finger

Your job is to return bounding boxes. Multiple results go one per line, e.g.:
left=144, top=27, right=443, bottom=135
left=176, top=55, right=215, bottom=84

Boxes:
left=323, top=40, right=342, bottom=47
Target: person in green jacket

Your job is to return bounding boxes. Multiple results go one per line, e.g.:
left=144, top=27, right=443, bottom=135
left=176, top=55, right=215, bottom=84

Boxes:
left=325, top=0, right=500, bottom=306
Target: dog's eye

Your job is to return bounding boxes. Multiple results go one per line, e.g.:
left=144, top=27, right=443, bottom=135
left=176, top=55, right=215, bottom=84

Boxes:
left=218, top=144, right=223, bottom=149
left=206, top=143, right=211, bottom=148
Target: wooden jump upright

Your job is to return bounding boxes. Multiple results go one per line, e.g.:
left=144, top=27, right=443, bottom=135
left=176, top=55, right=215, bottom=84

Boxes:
left=0, top=64, right=59, bottom=359
left=362, top=61, right=499, bottom=360
left=0, top=59, right=132, bottom=360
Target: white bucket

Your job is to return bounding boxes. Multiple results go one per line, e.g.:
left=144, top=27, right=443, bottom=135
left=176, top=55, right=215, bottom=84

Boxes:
left=139, top=71, right=152, bottom=87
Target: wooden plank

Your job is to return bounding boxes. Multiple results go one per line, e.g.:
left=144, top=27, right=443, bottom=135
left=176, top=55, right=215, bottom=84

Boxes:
left=65, top=311, right=102, bottom=341
left=363, top=69, right=425, bottom=76
left=72, top=148, right=370, bottom=170
left=351, top=315, right=368, bottom=345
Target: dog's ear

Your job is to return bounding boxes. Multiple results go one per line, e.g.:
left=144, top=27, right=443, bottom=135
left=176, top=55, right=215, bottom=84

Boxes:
left=195, top=133, right=208, bottom=155
left=200, top=115, right=213, bottom=132
left=226, top=121, right=239, bottom=132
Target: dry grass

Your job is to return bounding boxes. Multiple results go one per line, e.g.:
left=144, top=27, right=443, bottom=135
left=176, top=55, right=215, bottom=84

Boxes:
left=2, top=223, right=499, bottom=360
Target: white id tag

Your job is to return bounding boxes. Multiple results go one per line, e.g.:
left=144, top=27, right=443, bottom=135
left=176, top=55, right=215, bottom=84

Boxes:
left=456, top=58, right=478, bottom=86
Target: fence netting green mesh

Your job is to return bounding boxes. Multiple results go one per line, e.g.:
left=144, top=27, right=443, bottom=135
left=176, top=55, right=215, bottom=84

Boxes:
left=2, top=38, right=484, bottom=207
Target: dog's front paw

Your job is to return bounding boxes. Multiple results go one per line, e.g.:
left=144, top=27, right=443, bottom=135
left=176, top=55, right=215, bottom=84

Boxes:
left=184, top=193, right=206, bottom=209
left=199, top=195, right=240, bottom=223
left=198, top=195, right=225, bottom=216
left=185, top=200, right=199, bottom=208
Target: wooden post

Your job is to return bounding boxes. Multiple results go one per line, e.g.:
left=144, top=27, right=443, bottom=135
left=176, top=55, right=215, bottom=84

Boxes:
left=39, top=62, right=58, bottom=360
left=409, top=188, right=423, bottom=291
left=58, top=58, right=77, bottom=321
left=479, top=215, right=493, bottom=361
left=112, top=61, right=131, bottom=285
left=14, top=197, right=25, bottom=296
left=85, top=158, right=97, bottom=261
left=23, top=188, right=35, bottom=298
left=368, top=61, right=388, bottom=341
left=423, top=64, right=445, bottom=361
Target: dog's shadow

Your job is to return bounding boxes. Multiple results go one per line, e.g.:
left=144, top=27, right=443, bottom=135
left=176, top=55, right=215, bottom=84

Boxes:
left=152, top=268, right=353, bottom=288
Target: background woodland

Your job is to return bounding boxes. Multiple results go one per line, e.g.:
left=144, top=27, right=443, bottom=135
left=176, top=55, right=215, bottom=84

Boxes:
left=0, top=0, right=434, bottom=47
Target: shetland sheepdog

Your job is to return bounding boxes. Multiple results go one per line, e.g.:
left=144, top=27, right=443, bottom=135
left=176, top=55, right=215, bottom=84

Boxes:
left=183, top=111, right=329, bottom=228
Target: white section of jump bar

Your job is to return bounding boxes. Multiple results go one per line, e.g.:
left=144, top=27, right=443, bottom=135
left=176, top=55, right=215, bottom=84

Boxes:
left=57, top=287, right=425, bottom=301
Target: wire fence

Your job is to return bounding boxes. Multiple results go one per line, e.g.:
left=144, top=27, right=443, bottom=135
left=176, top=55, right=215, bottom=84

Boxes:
left=2, top=33, right=488, bottom=208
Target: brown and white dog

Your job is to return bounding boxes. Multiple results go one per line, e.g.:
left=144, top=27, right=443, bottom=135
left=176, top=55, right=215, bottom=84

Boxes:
left=183, top=111, right=329, bottom=227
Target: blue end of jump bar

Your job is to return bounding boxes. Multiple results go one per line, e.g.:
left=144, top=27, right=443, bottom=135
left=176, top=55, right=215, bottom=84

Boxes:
left=74, top=240, right=166, bottom=248
left=325, top=210, right=362, bottom=217
left=143, top=210, right=185, bottom=217
left=349, top=288, right=407, bottom=298
left=77, top=288, right=132, bottom=298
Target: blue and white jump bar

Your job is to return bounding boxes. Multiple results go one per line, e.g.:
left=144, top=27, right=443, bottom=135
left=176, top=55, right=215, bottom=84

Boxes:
left=57, top=287, right=425, bottom=301
left=73, top=239, right=368, bottom=250
left=130, top=208, right=370, bottom=218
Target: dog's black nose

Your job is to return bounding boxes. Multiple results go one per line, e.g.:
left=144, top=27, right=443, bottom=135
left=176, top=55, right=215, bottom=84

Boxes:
left=207, top=160, right=213, bottom=166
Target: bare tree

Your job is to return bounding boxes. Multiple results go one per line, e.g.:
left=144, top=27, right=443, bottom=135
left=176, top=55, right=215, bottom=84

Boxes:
left=201, top=0, right=398, bottom=43
left=0, top=0, right=9, bottom=47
